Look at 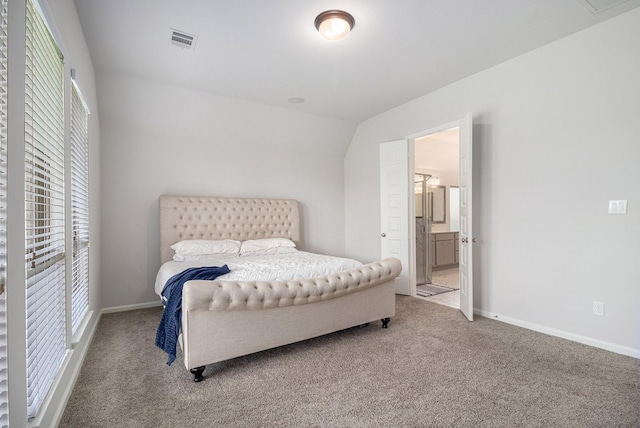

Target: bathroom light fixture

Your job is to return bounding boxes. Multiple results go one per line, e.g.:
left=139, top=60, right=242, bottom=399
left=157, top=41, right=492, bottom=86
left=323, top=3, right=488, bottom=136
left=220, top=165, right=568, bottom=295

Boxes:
left=314, top=10, right=355, bottom=41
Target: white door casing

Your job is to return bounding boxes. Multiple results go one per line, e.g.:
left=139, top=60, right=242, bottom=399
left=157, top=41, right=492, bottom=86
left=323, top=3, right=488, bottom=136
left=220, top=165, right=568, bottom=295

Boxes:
left=380, top=140, right=411, bottom=295
left=458, top=113, right=474, bottom=321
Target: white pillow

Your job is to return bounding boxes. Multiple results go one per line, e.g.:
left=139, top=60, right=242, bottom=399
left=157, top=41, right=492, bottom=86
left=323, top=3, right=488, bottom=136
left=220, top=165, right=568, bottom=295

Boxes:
left=170, top=239, right=241, bottom=256
left=239, top=246, right=298, bottom=257
left=239, top=238, right=295, bottom=255
left=172, top=253, right=239, bottom=262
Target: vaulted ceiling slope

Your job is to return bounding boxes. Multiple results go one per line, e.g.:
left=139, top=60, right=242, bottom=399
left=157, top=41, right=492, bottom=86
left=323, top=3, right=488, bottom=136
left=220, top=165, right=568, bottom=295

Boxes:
left=74, top=0, right=640, bottom=122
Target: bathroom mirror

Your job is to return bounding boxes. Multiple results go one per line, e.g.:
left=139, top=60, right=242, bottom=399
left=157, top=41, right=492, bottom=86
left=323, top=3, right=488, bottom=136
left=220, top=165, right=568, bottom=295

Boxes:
left=430, top=185, right=446, bottom=223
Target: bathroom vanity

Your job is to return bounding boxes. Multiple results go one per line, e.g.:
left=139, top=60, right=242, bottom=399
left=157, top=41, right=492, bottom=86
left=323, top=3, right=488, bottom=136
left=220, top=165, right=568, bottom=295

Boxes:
left=431, top=231, right=459, bottom=269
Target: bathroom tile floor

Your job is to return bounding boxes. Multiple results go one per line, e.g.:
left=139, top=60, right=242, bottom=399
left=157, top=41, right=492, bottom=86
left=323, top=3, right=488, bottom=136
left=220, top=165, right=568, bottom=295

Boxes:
left=431, top=266, right=460, bottom=289
left=417, top=266, right=460, bottom=309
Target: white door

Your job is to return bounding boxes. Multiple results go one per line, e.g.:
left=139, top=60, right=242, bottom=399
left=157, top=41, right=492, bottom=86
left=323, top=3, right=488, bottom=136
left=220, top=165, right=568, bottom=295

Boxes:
left=380, top=140, right=411, bottom=295
left=458, top=113, right=474, bottom=321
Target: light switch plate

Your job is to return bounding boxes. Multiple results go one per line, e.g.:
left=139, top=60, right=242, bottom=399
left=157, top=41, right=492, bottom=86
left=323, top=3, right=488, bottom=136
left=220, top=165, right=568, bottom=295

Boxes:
left=608, top=200, right=627, bottom=214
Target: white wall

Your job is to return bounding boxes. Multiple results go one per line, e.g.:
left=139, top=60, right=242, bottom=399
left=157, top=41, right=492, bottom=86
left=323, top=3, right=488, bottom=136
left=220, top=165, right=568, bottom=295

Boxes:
left=98, top=73, right=357, bottom=308
left=345, top=8, right=640, bottom=355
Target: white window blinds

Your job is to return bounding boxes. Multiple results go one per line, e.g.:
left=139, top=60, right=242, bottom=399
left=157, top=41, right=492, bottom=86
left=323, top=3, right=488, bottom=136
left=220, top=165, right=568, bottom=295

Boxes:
left=70, top=82, right=89, bottom=334
left=25, top=0, right=66, bottom=418
left=0, top=0, right=8, bottom=426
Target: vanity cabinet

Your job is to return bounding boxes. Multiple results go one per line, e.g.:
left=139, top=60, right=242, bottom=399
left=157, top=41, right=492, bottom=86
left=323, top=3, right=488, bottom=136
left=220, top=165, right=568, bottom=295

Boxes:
left=431, top=232, right=459, bottom=269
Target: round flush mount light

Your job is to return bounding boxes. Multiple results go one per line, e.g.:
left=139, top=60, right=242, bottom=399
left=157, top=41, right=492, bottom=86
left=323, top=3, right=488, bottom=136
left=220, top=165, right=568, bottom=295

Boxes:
left=314, top=10, right=355, bottom=41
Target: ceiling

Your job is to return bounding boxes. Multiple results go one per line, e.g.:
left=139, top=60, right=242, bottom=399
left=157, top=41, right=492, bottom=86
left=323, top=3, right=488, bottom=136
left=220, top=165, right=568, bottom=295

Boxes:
left=73, top=0, right=640, bottom=122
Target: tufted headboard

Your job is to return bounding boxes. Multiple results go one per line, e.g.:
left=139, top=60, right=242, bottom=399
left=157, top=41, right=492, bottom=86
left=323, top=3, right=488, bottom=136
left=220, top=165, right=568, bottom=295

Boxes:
left=159, top=195, right=301, bottom=263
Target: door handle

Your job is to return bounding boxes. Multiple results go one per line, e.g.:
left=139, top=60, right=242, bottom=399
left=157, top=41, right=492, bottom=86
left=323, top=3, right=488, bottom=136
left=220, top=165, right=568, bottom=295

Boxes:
left=461, top=237, right=468, bottom=243
left=381, top=233, right=386, bottom=237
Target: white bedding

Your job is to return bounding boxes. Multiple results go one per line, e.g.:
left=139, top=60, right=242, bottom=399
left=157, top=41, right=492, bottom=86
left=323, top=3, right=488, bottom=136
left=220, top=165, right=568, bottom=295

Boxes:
left=154, top=250, right=363, bottom=297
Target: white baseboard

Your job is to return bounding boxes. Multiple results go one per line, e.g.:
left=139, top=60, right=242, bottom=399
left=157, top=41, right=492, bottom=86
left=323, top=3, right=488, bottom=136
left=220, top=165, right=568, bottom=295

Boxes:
left=101, top=300, right=162, bottom=314
left=475, top=309, right=640, bottom=359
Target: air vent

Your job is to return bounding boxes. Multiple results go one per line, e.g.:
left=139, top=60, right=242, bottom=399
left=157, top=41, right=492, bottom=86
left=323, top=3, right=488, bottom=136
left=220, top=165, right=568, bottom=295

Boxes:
left=170, top=29, right=197, bottom=50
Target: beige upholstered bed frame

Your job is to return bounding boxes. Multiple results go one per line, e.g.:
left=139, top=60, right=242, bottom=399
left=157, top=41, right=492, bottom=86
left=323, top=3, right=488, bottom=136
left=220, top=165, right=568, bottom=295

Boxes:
left=158, top=195, right=401, bottom=382
left=160, top=195, right=301, bottom=264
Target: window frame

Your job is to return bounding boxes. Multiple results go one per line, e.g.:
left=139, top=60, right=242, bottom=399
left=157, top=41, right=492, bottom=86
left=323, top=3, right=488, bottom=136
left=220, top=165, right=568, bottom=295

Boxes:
left=24, top=0, right=67, bottom=418
left=69, top=80, right=89, bottom=336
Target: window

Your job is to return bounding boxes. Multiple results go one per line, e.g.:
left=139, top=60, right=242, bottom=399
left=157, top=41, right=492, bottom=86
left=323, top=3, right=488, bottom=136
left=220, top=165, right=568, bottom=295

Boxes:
left=0, top=1, right=8, bottom=425
left=24, top=0, right=66, bottom=418
left=70, top=82, right=89, bottom=335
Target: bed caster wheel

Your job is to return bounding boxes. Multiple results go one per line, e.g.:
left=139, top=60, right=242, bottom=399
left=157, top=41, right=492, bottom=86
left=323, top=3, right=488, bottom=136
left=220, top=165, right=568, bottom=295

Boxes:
left=190, top=366, right=205, bottom=382
left=381, top=318, right=390, bottom=329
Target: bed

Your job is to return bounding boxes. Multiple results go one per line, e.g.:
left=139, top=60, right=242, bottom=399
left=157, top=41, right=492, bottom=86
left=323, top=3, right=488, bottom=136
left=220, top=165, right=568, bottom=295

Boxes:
left=155, top=195, right=402, bottom=381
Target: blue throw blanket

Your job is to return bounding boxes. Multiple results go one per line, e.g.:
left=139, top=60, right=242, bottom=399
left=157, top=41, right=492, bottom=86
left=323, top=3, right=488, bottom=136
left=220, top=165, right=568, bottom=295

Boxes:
left=155, top=265, right=230, bottom=365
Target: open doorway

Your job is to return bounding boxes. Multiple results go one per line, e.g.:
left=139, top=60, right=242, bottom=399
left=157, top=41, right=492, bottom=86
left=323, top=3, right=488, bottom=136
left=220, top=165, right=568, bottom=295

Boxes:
left=381, top=113, right=473, bottom=319
left=413, top=128, right=460, bottom=309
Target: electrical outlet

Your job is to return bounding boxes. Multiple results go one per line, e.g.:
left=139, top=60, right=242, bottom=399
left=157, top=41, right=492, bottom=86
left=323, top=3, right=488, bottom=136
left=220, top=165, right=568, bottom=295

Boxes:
left=593, top=301, right=604, bottom=316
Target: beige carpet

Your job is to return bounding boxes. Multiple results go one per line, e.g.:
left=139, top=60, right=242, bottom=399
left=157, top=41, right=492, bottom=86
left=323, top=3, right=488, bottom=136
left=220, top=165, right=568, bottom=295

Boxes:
left=60, top=296, right=639, bottom=427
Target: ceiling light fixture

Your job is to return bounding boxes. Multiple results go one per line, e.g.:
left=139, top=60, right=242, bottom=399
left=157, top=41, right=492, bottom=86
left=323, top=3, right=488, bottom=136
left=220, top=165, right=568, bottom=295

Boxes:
left=314, top=10, right=355, bottom=41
